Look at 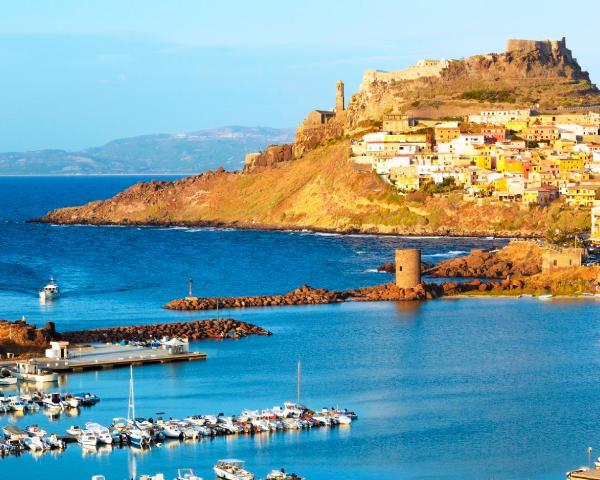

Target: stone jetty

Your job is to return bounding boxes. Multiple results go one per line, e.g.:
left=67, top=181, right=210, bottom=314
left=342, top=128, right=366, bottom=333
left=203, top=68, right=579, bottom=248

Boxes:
left=165, top=285, right=346, bottom=311
left=61, top=319, right=271, bottom=344
left=164, top=281, right=498, bottom=311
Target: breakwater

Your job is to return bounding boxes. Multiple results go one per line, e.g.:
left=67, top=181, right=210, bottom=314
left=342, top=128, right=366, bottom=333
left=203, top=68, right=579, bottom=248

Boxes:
left=61, top=319, right=271, bottom=344
left=164, top=282, right=488, bottom=311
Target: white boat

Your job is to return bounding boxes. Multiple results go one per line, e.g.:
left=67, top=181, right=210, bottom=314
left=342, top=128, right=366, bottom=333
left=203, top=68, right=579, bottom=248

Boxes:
left=214, top=459, right=254, bottom=480
left=162, top=422, right=183, bottom=439
left=39, top=277, right=60, bottom=302
left=26, top=425, right=47, bottom=437
left=175, top=468, right=203, bottom=480
left=538, top=294, right=553, bottom=300
left=67, top=425, right=83, bottom=436
left=77, top=431, right=98, bottom=448
left=0, top=370, right=17, bottom=385
left=45, top=433, right=65, bottom=450
left=85, top=422, right=113, bottom=444
left=265, top=469, right=304, bottom=480
left=337, top=414, right=352, bottom=425
left=12, top=362, right=59, bottom=383
left=23, top=435, right=47, bottom=451
left=42, top=393, right=65, bottom=411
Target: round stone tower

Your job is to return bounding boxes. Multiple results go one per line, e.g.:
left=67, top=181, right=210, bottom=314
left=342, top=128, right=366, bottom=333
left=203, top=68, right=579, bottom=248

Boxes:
left=395, top=249, right=421, bottom=289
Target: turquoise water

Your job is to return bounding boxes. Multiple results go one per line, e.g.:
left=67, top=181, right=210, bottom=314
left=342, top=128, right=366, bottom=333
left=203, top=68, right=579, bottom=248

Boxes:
left=0, top=177, right=599, bottom=479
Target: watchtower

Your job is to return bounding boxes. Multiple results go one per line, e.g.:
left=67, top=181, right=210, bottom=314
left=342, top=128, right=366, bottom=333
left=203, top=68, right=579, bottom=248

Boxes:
left=395, top=249, right=421, bottom=288
left=336, top=80, right=345, bottom=113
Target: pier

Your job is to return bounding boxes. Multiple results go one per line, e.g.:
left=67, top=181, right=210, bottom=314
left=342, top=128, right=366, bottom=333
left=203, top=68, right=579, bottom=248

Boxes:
left=31, top=343, right=207, bottom=373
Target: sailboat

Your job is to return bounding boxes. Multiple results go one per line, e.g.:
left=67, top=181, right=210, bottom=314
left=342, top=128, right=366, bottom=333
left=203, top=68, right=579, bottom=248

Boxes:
left=125, top=365, right=150, bottom=448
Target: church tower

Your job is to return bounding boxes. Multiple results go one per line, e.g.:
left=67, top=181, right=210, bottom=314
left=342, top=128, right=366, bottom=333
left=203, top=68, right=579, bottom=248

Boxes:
left=336, top=80, right=345, bottom=114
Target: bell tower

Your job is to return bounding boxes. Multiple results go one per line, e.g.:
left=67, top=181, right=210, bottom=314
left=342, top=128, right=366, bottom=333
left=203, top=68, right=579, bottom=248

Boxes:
left=336, top=80, right=345, bottom=114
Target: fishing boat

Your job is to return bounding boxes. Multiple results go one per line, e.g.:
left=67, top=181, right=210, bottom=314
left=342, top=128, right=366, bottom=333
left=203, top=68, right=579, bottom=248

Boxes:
left=125, top=365, right=151, bottom=448
left=42, top=393, right=65, bottom=411
left=39, top=277, right=60, bottom=302
left=11, top=362, right=59, bottom=383
left=214, top=459, right=254, bottom=480
left=175, top=468, right=203, bottom=480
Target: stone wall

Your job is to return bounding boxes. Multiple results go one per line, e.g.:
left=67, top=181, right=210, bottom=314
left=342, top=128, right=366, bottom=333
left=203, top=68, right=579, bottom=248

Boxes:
left=359, top=59, right=450, bottom=91
left=541, top=247, right=584, bottom=272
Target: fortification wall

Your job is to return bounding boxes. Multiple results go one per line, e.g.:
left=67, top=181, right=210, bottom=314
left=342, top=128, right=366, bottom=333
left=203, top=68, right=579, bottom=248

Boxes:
left=506, top=37, right=571, bottom=61
left=360, top=59, right=450, bottom=91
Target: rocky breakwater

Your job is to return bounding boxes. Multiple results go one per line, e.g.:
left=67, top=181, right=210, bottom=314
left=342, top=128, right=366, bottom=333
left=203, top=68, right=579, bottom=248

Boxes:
left=0, top=319, right=60, bottom=358
left=62, top=319, right=271, bottom=344
left=165, top=285, right=346, bottom=311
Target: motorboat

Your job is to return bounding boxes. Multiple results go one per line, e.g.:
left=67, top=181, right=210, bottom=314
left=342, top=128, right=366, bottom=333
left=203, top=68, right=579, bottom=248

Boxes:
left=2, top=425, right=28, bottom=441
left=161, top=422, right=183, bottom=439
left=85, top=422, right=113, bottom=444
left=22, top=435, right=47, bottom=451
left=26, top=425, right=47, bottom=437
left=77, top=431, right=98, bottom=448
left=45, top=433, right=66, bottom=450
left=175, top=468, right=203, bottom=480
left=39, top=277, right=60, bottom=302
left=42, top=393, right=65, bottom=411
left=337, top=414, right=352, bottom=425
left=63, top=393, right=80, bottom=408
left=265, top=469, right=304, bottom=480
left=67, top=425, right=83, bottom=436
left=214, top=459, right=254, bottom=480
left=0, top=369, right=17, bottom=386
left=11, top=362, right=59, bottom=383
left=127, top=426, right=151, bottom=448
left=74, top=392, right=101, bottom=406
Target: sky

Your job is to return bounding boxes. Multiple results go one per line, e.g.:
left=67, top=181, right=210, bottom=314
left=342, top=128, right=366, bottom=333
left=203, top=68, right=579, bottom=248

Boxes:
left=0, top=0, right=599, bottom=151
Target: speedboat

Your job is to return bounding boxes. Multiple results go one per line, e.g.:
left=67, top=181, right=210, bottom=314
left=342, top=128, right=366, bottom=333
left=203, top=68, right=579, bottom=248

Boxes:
left=162, top=422, right=183, bottom=439
left=22, top=435, right=47, bottom=451
left=39, top=277, right=60, bottom=302
left=26, top=425, right=47, bottom=437
left=85, top=422, right=113, bottom=444
left=214, top=459, right=254, bottom=480
left=67, top=425, right=83, bottom=436
left=265, top=469, right=304, bottom=480
left=175, top=468, right=203, bottom=480
left=45, top=433, right=66, bottom=450
left=126, top=426, right=151, bottom=448
left=77, top=431, right=98, bottom=448
left=0, top=369, right=17, bottom=386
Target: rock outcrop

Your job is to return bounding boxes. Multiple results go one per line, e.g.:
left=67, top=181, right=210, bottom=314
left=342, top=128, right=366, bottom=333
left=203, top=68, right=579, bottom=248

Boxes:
left=62, top=319, right=271, bottom=344
left=244, top=144, right=294, bottom=172
left=0, top=319, right=61, bottom=357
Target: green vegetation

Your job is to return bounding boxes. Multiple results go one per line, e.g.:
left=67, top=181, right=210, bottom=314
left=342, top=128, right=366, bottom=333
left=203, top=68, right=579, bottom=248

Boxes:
left=421, top=177, right=460, bottom=195
left=461, top=89, right=516, bottom=103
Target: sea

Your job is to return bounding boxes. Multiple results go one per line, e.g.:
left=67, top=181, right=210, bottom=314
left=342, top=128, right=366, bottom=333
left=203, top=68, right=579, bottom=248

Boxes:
left=0, top=176, right=599, bottom=480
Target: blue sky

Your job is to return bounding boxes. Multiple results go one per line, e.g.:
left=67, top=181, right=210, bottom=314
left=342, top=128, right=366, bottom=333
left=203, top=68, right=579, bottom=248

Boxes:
left=1, top=0, right=599, bottom=151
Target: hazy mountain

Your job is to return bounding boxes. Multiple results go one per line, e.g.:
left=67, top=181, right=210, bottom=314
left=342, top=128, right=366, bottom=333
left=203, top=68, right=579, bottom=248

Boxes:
left=0, top=126, right=295, bottom=175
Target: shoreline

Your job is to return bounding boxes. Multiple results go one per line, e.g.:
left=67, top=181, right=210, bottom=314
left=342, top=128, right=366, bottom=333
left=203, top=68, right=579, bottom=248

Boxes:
left=32, top=217, right=538, bottom=240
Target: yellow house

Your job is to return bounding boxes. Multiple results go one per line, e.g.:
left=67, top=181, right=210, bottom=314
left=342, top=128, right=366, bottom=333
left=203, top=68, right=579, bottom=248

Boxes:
left=565, top=185, right=600, bottom=207
left=559, top=158, right=585, bottom=172
left=506, top=120, right=529, bottom=132
left=494, top=177, right=508, bottom=192
left=475, top=155, right=494, bottom=170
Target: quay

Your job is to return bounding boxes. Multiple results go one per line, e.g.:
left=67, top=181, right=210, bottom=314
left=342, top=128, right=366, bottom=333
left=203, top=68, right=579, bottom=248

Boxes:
left=31, top=343, right=206, bottom=374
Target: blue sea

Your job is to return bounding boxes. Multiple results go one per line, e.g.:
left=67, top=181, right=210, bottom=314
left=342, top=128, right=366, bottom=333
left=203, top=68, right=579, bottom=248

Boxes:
left=0, top=176, right=599, bottom=480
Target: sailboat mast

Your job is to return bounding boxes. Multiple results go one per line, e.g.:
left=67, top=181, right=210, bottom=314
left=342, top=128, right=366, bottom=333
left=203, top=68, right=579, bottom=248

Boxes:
left=128, top=364, right=136, bottom=421
left=297, top=360, right=301, bottom=405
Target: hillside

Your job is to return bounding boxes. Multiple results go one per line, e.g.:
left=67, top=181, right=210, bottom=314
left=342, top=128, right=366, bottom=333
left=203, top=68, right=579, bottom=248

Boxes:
left=345, top=38, right=599, bottom=128
left=40, top=140, right=589, bottom=236
left=0, top=126, right=294, bottom=175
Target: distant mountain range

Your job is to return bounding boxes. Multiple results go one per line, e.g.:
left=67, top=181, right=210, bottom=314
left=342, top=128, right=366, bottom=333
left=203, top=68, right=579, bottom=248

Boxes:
left=0, top=126, right=295, bottom=175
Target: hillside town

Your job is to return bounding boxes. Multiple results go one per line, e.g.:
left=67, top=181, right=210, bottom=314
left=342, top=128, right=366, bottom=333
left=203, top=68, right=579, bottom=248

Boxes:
left=350, top=107, right=600, bottom=242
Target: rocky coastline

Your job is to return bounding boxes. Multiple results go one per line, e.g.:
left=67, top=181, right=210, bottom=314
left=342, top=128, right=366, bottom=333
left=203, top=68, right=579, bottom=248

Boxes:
left=0, top=318, right=270, bottom=358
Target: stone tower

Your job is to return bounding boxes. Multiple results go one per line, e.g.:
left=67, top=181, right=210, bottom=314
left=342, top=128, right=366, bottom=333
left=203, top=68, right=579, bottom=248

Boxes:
left=395, top=249, right=421, bottom=289
left=336, top=80, right=345, bottom=113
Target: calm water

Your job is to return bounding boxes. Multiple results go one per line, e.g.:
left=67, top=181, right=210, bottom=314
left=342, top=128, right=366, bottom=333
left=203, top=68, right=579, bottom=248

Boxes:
left=0, top=176, right=598, bottom=480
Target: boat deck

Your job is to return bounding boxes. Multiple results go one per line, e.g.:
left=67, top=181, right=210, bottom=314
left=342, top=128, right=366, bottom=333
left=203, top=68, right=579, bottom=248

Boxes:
left=31, top=343, right=207, bottom=373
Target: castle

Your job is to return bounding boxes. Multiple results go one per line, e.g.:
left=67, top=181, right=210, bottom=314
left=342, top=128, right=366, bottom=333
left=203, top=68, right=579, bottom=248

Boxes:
left=359, top=37, right=574, bottom=92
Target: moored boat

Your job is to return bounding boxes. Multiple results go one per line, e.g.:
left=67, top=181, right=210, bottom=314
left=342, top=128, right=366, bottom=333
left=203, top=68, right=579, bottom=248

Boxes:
left=214, top=459, right=254, bottom=480
left=11, top=362, right=59, bottom=383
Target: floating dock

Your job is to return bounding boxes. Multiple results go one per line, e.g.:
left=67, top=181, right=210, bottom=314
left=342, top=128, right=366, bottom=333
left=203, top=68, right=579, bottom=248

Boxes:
left=31, top=343, right=206, bottom=373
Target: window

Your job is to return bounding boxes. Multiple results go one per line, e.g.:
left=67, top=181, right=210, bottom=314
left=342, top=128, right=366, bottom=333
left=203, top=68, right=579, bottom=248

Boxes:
left=553, top=259, right=558, bottom=267
left=398, top=266, right=403, bottom=271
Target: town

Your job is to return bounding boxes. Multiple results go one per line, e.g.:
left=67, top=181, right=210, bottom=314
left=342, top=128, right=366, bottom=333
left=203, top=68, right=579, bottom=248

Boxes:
left=350, top=106, right=600, bottom=237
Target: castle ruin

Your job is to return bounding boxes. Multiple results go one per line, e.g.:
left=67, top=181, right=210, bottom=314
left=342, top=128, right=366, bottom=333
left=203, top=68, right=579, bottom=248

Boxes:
left=506, top=37, right=574, bottom=63
left=395, top=249, right=422, bottom=289
left=359, top=59, right=451, bottom=92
